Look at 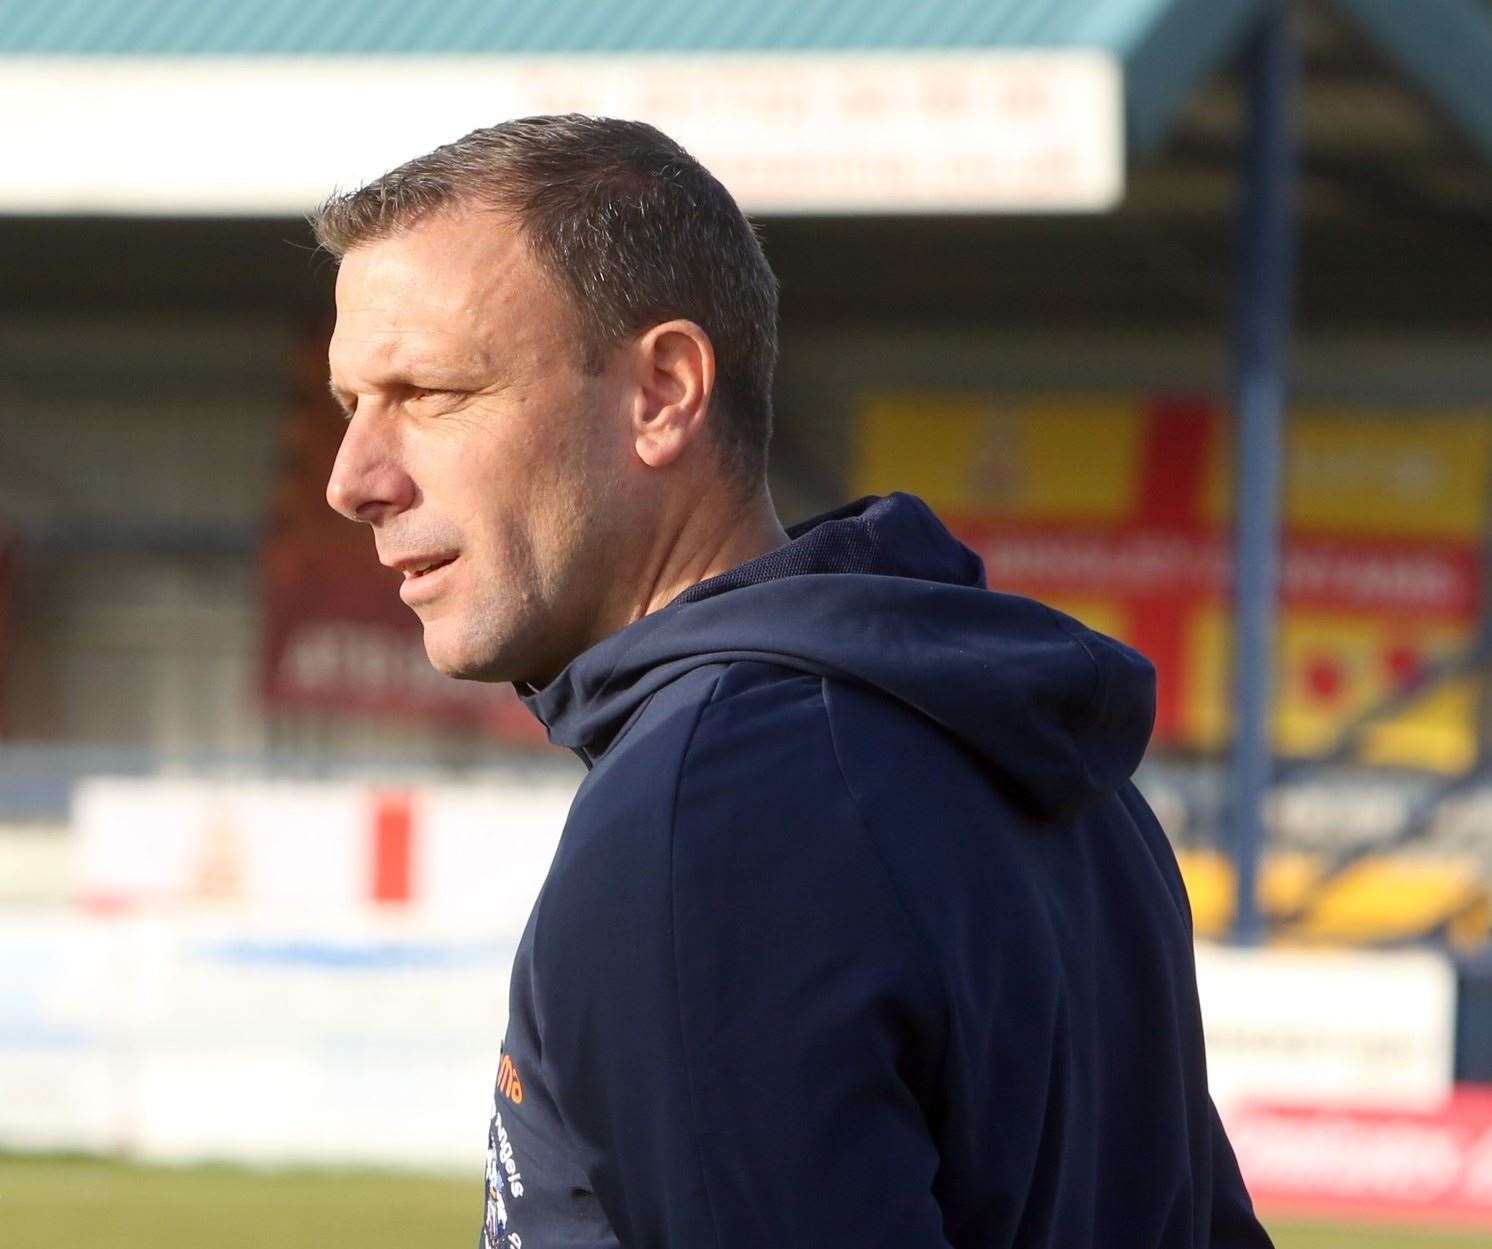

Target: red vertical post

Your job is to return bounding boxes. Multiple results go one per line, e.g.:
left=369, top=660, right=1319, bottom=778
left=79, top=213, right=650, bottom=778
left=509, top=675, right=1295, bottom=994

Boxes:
left=1131, top=396, right=1217, bottom=744
left=371, top=790, right=413, bottom=904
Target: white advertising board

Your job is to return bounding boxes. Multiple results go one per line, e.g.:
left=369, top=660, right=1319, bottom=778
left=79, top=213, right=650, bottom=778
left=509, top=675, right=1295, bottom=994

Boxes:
left=0, top=911, right=518, bottom=1170
left=0, top=53, right=1123, bottom=215
left=1195, top=943, right=1457, bottom=1115
left=72, top=775, right=575, bottom=920
left=10, top=781, right=1464, bottom=1172
left=6, top=927, right=1460, bottom=1169
left=0, top=915, right=133, bottom=1153
left=42, top=775, right=576, bottom=1165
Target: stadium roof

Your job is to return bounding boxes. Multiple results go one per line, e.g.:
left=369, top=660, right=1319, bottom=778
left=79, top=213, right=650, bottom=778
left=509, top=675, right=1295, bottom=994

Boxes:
left=1330, top=0, right=1492, bottom=167
left=0, top=0, right=1263, bottom=155
left=0, top=0, right=1239, bottom=54
left=9, top=0, right=1492, bottom=163
left=6, top=0, right=1492, bottom=214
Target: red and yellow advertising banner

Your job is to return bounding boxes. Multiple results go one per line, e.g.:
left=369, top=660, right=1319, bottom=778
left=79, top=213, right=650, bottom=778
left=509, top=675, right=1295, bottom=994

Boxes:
left=854, top=393, right=1492, bottom=771
left=259, top=337, right=546, bottom=746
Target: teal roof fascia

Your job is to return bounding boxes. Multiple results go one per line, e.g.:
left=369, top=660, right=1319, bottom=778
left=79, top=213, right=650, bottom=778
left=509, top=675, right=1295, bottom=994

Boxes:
left=1119, top=0, right=1264, bottom=154
left=0, top=0, right=1238, bottom=57
left=1330, top=0, right=1492, bottom=168
left=1, top=0, right=1272, bottom=156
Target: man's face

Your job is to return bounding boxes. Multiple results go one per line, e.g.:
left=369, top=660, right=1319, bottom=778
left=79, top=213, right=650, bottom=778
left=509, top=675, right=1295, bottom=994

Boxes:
left=326, top=207, right=637, bottom=684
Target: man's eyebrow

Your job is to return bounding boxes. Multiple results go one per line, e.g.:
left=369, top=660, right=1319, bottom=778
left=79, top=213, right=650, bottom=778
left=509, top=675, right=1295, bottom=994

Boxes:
left=326, top=363, right=486, bottom=415
left=393, top=356, right=485, bottom=387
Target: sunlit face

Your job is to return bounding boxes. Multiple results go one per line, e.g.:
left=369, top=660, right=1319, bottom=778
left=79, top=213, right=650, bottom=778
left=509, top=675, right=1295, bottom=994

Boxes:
left=326, top=207, right=639, bottom=684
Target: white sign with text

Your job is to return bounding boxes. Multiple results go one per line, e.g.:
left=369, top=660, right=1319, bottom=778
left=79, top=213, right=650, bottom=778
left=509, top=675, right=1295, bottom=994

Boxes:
left=0, top=53, right=1123, bottom=214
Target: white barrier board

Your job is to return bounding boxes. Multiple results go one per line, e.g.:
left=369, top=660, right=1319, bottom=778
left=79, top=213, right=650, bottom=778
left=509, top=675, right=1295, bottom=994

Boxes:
left=1196, top=943, right=1457, bottom=1114
left=72, top=775, right=576, bottom=920
left=4, top=774, right=1464, bottom=1172
left=0, top=911, right=519, bottom=1170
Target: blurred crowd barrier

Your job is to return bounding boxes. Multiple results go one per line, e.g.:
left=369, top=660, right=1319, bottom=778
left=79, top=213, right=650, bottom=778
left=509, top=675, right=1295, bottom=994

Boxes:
left=68, top=776, right=574, bottom=916
left=0, top=909, right=514, bottom=1170
left=0, top=774, right=576, bottom=1170
left=0, top=772, right=1479, bottom=1229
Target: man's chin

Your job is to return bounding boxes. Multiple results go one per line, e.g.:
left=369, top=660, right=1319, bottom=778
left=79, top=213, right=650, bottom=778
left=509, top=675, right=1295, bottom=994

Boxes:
left=421, top=630, right=505, bottom=683
left=421, top=618, right=564, bottom=686
left=422, top=621, right=539, bottom=684
left=425, top=648, right=506, bottom=683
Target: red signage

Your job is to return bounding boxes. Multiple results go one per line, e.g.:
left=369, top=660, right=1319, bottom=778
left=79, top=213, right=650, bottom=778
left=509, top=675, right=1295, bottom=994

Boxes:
left=856, top=392, right=1492, bottom=769
left=1230, top=1088, right=1492, bottom=1227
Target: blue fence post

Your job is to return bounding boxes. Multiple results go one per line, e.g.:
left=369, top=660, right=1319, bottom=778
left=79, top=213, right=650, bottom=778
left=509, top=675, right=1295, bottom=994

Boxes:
left=1228, top=1, right=1298, bottom=944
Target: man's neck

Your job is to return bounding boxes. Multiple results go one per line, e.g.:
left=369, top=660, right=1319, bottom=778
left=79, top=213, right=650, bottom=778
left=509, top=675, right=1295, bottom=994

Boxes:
left=633, top=489, right=789, bottom=623
left=521, top=490, right=789, bottom=691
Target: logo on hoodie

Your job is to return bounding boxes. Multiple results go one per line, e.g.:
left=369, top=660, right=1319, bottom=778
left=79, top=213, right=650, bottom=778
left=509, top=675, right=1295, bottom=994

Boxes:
left=498, top=1052, right=525, bottom=1105
left=484, top=1100, right=526, bottom=1249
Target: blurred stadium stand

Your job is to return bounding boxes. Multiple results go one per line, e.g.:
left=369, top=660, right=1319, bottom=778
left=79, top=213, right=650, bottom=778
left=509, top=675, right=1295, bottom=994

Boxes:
left=5, top=0, right=1492, bottom=1119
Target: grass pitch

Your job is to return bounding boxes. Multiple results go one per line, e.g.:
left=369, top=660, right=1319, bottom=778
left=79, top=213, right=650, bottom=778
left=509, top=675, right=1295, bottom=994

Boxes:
left=0, top=1154, right=1484, bottom=1248
left=0, top=1155, right=477, bottom=1249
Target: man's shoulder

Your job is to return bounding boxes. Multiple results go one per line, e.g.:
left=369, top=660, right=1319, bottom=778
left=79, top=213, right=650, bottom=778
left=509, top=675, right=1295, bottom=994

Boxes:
left=683, top=661, right=988, bottom=807
left=596, top=658, right=971, bottom=811
left=530, top=660, right=891, bottom=984
left=550, top=660, right=815, bottom=836
left=565, top=660, right=831, bottom=835
left=592, top=658, right=828, bottom=773
left=550, top=657, right=974, bottom=904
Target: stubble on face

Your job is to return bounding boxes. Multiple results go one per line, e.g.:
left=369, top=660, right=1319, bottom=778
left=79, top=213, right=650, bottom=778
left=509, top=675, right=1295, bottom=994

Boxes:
left=327, top=206, right=639, bottom=686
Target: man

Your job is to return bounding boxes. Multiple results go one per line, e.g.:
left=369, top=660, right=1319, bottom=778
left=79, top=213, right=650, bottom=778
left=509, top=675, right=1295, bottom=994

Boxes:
left=319, top=115, right=1271, bottom=1248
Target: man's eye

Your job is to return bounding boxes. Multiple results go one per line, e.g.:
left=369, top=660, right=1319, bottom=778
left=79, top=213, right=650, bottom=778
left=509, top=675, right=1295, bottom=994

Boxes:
left=409, top=388, right=466, bottom=410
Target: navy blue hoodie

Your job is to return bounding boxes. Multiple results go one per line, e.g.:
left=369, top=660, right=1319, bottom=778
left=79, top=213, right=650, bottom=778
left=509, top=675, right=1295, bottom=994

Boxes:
left=481, top=493, right=1270, bottom=1249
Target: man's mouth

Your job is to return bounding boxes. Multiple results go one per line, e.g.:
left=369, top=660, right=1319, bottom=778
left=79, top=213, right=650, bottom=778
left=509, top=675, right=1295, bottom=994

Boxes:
left=395, top=554, right=460, bottom=605
left=403, top=556, right=456, bottom=580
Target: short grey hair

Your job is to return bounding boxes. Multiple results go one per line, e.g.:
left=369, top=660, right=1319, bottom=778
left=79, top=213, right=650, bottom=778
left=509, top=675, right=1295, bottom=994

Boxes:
left=312, top=114, right=779, bottom=491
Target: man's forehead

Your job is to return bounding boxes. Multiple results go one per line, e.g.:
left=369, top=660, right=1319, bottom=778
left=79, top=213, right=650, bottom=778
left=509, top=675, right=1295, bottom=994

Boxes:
left=333, top=247, right=478, bottom=331
left=335, top=208, right=527, bottom=306
left=328, top=216, right=533, bottom=383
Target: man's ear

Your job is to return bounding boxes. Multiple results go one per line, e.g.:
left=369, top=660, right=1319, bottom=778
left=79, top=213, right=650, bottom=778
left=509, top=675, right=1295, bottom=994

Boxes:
left=630, top=319, right=715, bottom=470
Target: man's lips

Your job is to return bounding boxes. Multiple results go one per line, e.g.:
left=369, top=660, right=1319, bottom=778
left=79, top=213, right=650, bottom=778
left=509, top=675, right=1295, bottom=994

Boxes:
left=402, top=556, right=457, bottom=580
left=384, top=553, right=459, bottom=579
left=388, top=553, right=459, bottom=604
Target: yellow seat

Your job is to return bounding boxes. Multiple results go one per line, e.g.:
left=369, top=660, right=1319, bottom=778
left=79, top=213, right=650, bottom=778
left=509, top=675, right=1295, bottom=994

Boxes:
left=1173, top=848, right=1490, bottom=949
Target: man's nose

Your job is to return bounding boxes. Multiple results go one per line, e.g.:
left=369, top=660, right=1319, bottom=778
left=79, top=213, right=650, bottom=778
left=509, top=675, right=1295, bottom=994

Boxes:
left=325, top=412, right=416, bottom=524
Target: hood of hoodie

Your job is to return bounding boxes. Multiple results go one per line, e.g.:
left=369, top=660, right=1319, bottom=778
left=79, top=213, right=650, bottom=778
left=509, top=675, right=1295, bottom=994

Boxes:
left=521, top=494, right=1155, bottom=818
